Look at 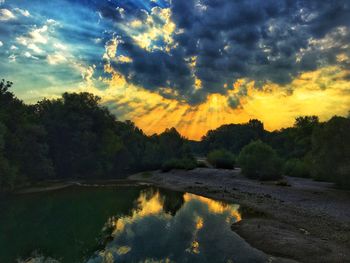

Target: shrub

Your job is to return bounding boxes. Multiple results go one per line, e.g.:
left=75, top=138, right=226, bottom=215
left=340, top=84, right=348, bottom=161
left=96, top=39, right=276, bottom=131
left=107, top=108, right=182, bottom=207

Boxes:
left=238, top=140, right=282, bottom=180
left=207, top=149, right=235, bottom=169
left=283, top=158, right=310, bottom=178
left=161, top=157, right=197, bottom=172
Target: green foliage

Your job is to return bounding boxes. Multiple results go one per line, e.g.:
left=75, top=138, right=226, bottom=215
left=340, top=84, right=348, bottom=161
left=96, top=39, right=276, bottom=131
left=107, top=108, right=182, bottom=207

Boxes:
left=202, top=119, right=265, bottom=154
left=311, top=116, right=350, bottom=188
left=0, top=122, right=17, bottom=190
left=238, top=140, right=282, bottom=180
left=0, top=123, right=19, bottom=190
left=266, top=128, right=297, bottom=159
left=0, top=80, right=53, bottom=190
left=1, top=79, right=349, bottom=190
left=141, top=128, right=193, bottom=170
left=284, top=158, right=310, bottom=178
left=207, top=149, right=235, bottom=169
left=266, top=116, right=319, bottom=160
left=35, top=92, right=123, bottom=178
left=0, top=80, right=193, bottom=191
left=36, top=93, right=192, bottom=178
left=293, top=116, right=319, bottom=157
left=161, top=157, right=197, bottom=172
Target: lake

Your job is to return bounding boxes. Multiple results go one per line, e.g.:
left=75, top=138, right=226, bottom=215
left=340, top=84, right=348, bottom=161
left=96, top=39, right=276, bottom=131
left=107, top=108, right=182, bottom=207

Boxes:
left=0, top=186, right=268, bottom=263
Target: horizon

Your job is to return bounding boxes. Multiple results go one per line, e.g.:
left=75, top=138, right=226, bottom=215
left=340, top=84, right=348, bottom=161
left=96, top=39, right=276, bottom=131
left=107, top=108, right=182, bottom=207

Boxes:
left=3, top=85, right=346, bottom=141
left=1, top=0, right=350, bottom=140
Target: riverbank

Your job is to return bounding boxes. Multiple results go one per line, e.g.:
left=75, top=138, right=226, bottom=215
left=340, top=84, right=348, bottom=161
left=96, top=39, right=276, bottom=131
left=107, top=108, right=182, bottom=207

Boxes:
left=9, top=168, right=350, bottom=262
left=14, top=179, right=152, bottom=194
left=129, top=168, right=350, bottom=263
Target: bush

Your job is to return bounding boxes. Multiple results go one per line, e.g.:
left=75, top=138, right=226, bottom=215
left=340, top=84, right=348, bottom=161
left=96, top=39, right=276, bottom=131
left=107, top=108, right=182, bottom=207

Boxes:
left=161, top=157, right=197, bottom=172
left=207, top=149, right=235, bottom=169
left=283, top=158, right=310, bottom=178
left=238, top=140, right=282, bottom=180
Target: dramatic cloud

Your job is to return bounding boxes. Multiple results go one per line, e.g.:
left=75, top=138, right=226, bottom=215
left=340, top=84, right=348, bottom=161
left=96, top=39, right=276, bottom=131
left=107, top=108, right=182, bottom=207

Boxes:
left=0, top=0, right=349, bottom=139
left=91, top=0, right=350, bottom=107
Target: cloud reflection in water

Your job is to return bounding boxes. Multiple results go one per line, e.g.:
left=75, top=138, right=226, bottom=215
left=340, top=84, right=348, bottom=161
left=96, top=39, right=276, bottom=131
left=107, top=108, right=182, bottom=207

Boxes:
left=88, top=189, right=267, bottom=263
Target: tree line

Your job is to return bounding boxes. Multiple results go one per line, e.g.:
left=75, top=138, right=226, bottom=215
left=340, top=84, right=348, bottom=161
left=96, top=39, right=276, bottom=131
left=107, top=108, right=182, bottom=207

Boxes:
left=0, top=80, right=192, bottom=191
left=200, top=115, right=350, bottom=188
left=1, top=79, right=349, bottom=190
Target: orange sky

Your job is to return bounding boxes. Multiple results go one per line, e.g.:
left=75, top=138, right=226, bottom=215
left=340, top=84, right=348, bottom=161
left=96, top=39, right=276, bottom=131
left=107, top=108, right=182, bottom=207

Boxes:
left=6, top=2, right=349, bottom=141
left=75, top=65, right=350, bottom=140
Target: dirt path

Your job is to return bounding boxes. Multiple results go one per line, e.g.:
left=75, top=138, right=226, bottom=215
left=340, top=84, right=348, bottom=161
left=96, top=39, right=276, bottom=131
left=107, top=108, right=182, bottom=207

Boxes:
left=129, top=168, right=350, bottom=263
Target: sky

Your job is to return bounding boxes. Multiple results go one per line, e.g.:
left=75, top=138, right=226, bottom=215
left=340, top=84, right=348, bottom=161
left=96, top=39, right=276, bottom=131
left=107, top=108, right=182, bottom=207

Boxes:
left=0, top=0, right=349, bottom=140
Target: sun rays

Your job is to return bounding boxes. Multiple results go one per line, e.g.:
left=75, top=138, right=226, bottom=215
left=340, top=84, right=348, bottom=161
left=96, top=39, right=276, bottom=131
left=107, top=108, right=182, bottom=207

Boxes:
left=91, top=63, right=350, bottom=140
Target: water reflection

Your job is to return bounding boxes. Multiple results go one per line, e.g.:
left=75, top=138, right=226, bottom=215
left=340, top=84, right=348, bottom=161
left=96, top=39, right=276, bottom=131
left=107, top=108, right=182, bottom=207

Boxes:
left=88, top=189, right=266, bottom=263
left=0, top=187, right=268, bottom=262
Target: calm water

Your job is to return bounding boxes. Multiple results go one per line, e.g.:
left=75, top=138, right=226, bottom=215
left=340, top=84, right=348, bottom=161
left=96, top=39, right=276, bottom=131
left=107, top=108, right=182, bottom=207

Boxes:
left=0, top=186, right=268, bottom=263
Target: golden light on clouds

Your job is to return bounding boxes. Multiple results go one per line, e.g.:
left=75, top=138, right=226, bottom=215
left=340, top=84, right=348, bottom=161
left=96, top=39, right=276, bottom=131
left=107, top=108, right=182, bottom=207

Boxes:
left=121, top=7, right=176, bottom=52
left=89, top=64, right=350, bottom=140
left=68, top=4, right=349, bottom=141
left=4, top=0, right=350, bottom=143
left=85, top=31, right=350, bottom=141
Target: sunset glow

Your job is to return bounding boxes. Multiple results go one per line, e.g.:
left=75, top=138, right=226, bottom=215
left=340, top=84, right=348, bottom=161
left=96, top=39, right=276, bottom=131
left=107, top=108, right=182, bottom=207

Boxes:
left=1, top=0, right=349, bottom=139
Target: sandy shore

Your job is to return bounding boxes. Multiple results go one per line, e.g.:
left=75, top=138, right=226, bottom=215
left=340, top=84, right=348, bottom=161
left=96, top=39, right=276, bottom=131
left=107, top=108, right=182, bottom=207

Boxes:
left=129, top=168, right=350, bottom=263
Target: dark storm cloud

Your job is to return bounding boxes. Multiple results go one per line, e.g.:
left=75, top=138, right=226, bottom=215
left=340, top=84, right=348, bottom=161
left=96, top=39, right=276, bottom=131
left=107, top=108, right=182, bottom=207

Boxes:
left=306, top=1, right=350, bottom=38
left=4, top=0, right=348, bottom=107
left=100, top=0, right=350, bottom=106
left=110, top=36, right=196, bottom=101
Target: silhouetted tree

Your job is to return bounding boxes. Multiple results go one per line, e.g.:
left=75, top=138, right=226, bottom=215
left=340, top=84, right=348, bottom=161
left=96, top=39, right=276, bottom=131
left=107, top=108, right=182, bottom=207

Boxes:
left=311, top=116, right=350, bottom=188
left=35, top=92, right=126, bottom=178
left=293, top=116, right=319, bottom=157
left=0, top=80, right=53, bottom=190
left=201, top=119, right=265, bottom=154
left=1, top=79, right=349, bottom=190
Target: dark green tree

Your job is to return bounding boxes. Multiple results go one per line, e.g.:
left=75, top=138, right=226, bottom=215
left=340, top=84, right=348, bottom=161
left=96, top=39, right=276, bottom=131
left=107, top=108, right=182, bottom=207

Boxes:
left=201, top=119, right=265, bottom=154
left=0, top=80, right=53, bottom=190
left=293, top=116, right=319, bottom=157
left=207, top=149, right=235, bottom=169
left=35, top=92, right=125, bottom=178
left=311, top=116, right=350, bottom=188
left=238, top=140, right=282, bottom=180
